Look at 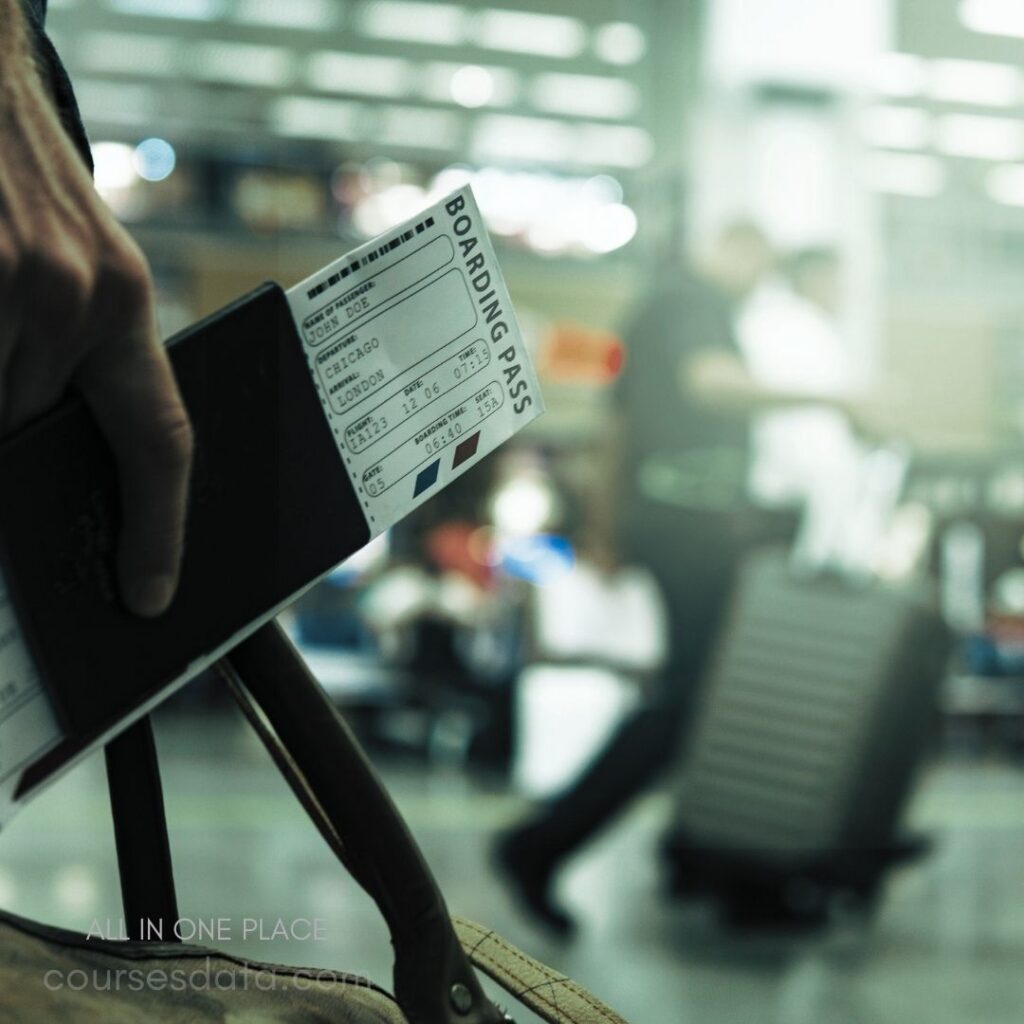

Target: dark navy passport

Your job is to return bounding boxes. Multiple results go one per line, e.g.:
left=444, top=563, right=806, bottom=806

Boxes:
left=0, top=283, right=369, bottom=793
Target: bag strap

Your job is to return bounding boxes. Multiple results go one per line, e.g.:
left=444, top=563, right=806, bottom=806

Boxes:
left=217, top=621, right=628, bottom=1024
left=218, top=622, right=505, bottom=1024
left=104, top=716, right=180, bottom=942
left=452, top=919, right=627, bottom=1024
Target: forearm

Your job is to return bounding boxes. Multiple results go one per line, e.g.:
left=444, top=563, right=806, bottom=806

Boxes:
left=709, top=379, right=849, bottom=416
left=686, top=351, right=850, bottom=418
left=1, top=0, right=91, bottom=171
left=0, top=0, right=34, bottom=70
left=0, top=0, right=51, bottom=128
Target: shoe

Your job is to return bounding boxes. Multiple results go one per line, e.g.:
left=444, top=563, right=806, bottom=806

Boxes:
left=492, top=829, right=577, bottom=939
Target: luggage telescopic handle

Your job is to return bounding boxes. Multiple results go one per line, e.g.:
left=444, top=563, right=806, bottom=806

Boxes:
left=219, top=622, right=507, bottom=1024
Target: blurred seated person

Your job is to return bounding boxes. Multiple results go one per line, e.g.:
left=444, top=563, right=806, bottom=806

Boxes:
left=495, top=222, right=871, bottom=936
left=360, top=465, right=522, bottom=772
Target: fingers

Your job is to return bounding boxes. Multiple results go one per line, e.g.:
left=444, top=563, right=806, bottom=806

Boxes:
left=0, top=72, right=193, bottom=619
left=0, top=221, right=194, bottom=619
left=0, top=240, right=93, bottom=431
left=76, top=248, right=193, bottom=618
left=0, top=235, right=26, bottom=423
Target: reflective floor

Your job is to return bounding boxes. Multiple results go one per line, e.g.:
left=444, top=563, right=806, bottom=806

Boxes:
left=1, top=705, right=1023, bottom=1024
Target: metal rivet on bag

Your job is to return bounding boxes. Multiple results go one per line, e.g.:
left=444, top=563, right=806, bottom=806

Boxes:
left=450, top=983, right=473, bottom=1015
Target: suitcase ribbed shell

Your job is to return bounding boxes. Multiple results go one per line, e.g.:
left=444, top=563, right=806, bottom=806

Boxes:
left=673, top=551, right=944, bottom=861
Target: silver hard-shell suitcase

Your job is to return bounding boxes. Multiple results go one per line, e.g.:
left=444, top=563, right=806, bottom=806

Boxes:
left=664, top=449, right=948, bottom=922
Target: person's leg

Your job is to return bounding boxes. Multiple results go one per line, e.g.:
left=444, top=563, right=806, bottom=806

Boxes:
left=495, top=701, right=685, bottom=934
left=496, top=523, right=740, bottom=934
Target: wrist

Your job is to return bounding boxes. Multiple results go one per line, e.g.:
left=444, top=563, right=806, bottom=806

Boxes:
left=0, top=0, right=39, bottom=83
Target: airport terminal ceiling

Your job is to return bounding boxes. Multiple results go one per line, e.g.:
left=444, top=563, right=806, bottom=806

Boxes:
left=43, top=0, right=659, bottom=166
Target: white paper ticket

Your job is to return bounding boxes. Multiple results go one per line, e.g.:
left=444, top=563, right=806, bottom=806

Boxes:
left=0, top=185, right=542, bottom=827
left=0, top=581, right=61, bottom=823
left=286, top=185, right=543, bottom=535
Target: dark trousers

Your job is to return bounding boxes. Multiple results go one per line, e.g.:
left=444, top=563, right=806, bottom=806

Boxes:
left=514, top=507, right=745, bottom=866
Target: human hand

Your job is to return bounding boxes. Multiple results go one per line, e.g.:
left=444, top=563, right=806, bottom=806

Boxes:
left=0, top=13, right=193, bottom=616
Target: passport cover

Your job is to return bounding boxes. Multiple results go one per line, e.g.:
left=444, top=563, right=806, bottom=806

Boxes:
left=0, top=282, right=369, bottom=795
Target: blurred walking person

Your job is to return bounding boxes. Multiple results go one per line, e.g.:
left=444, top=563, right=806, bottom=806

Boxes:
left=495, top=222, right=775, bottom=936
